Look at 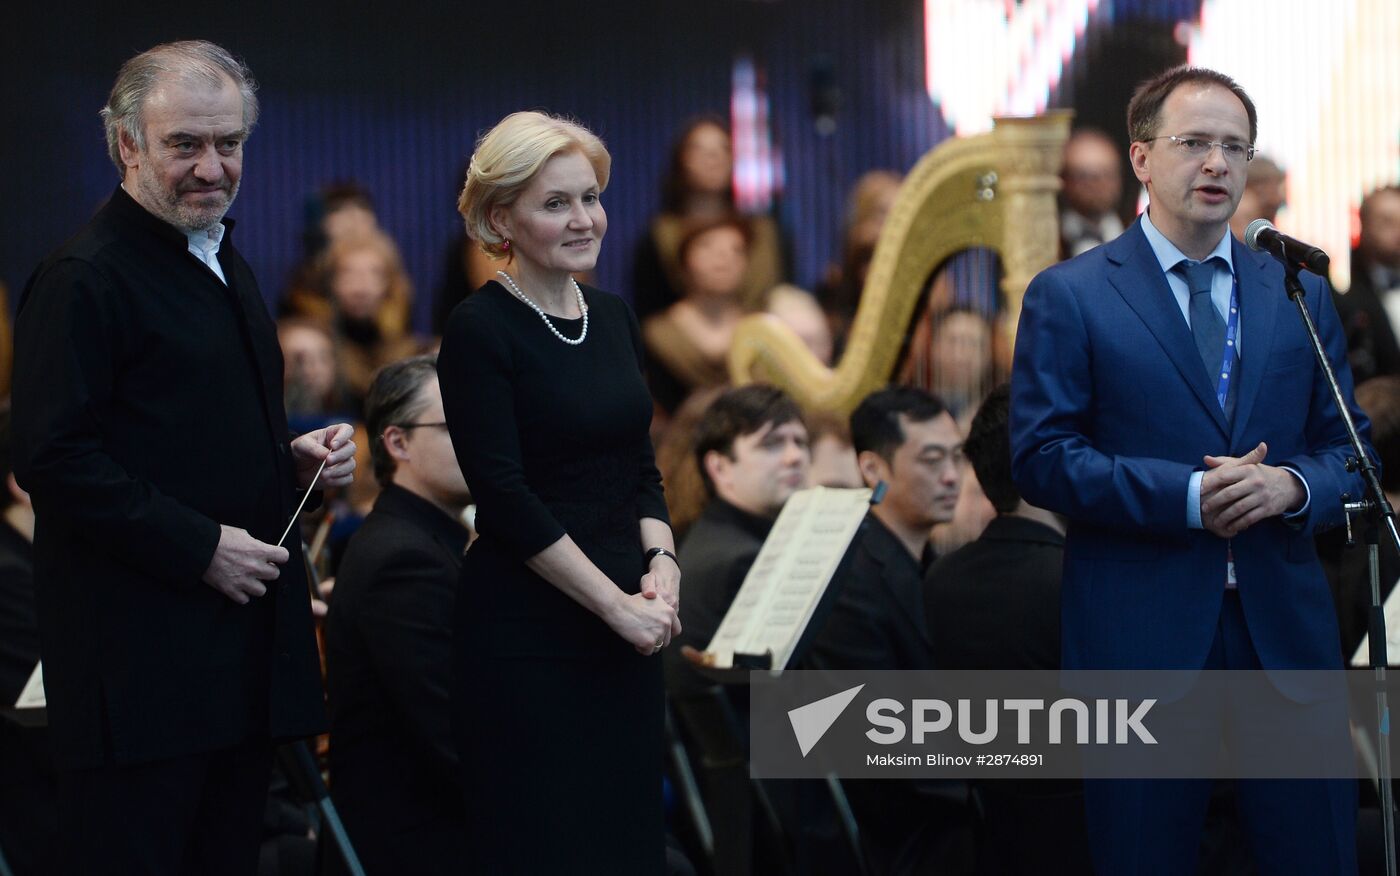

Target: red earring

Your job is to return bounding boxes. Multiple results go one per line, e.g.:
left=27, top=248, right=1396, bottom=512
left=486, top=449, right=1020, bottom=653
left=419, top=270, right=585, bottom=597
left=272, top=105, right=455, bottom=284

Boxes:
left=502, top=239, right=511, bottom=252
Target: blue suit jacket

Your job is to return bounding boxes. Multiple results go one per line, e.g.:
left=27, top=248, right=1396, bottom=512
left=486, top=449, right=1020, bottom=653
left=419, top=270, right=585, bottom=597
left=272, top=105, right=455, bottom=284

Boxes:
left=1010, top=218, right=1370, bottom=673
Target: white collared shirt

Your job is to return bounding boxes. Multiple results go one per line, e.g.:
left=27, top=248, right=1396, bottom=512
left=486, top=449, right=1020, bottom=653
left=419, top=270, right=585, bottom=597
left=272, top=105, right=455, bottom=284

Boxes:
left=185, top=224, right=228, bottom=285
left=1140, top=209, right=1239, bottom=354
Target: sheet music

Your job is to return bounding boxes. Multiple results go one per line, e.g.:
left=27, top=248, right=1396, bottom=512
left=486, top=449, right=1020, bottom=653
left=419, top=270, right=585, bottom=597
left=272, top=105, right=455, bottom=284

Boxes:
left=705, top=486, right=871, bottom=670
left=1351, top=573, right=1400, bottom=668
left=15, top=661, right=45, bottom=709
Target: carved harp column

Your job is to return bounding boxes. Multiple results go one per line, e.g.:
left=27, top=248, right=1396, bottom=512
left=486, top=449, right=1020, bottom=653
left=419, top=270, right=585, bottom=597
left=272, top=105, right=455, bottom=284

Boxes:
left=728, top=111, right=1071, bottom=416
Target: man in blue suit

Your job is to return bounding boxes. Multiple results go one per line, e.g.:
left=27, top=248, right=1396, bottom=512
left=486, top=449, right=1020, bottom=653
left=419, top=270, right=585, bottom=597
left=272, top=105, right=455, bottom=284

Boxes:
left=1011, top=66, right=1366, bottom=874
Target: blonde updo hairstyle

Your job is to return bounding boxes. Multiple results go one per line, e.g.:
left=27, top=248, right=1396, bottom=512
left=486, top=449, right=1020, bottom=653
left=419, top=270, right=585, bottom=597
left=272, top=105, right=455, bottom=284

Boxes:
left=457, top=111, right=612, bottom=260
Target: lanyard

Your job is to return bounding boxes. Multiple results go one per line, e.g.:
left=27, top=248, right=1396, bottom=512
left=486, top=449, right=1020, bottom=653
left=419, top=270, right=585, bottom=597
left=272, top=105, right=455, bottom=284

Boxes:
left=1214, top=273, right=1240, bottom=412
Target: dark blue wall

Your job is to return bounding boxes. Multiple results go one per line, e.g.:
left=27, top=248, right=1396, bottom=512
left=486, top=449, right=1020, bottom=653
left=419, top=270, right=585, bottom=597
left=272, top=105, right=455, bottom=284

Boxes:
left=2, top=0, right=948, bottom=329
left=2, top=0, right=1199, bottom=328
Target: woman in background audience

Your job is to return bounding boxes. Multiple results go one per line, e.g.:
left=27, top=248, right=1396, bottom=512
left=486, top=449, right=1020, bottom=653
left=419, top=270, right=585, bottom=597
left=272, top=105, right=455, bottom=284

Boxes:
left=276, top=317, right=378, bottom=576
left=283, top=182, right=379, bottom=316
left=817, top=169, right=902, bottom=348
left=765, top=283, right=834, bottom=366
left=314, top=230, right=423, bottom=407
left=653, top=385, right=728, bottom=540
left=632, top=116, right=785, bottom=319
left=928, top=306, right=994, bottom=427
left=277, top=317, right=356, bottom=434
left=643, top=217, right=752, bottom=414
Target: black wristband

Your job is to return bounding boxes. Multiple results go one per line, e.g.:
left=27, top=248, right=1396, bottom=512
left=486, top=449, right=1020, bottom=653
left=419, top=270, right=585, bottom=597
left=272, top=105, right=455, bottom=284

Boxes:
left=644, top=546, right=678, bottom=568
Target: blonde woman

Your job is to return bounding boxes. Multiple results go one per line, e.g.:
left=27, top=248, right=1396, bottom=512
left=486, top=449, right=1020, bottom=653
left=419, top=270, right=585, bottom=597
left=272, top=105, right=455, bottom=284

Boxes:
left=438, top=111, right=680, bottom=873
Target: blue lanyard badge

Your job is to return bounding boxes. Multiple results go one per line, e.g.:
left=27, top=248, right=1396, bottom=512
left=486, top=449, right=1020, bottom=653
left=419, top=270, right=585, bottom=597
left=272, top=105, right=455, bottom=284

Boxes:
left=1215, top=274, right=1240, bottom=411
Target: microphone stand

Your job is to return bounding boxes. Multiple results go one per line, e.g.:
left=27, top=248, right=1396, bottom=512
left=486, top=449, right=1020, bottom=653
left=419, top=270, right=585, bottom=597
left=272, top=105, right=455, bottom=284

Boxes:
left=1280, top=255, right=1398, bottom=875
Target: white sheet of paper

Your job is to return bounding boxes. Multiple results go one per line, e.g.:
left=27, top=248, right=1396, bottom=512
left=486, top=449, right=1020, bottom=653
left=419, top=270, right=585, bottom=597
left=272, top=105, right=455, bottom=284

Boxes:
left=705, top=486, right=871, bottom=671
left=1351, top=574, right=1400, bottom=667
left=15, top=661, right=45, bottom=709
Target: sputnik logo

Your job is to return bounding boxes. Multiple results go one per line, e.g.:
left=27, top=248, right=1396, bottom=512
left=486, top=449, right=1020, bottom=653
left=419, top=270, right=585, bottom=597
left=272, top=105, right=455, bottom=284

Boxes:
left=787, top=684, right=864, bottom=757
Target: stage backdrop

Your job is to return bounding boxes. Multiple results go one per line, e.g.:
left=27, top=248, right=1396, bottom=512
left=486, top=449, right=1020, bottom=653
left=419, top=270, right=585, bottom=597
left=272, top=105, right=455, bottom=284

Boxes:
left=3, top=0, right=935, bottom=328
left=4, top=0, right=1207, bottom=330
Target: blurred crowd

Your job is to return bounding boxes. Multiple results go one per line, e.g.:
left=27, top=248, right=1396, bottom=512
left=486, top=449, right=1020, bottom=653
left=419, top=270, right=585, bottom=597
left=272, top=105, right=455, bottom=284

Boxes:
left=253, top=115, right=1018, bottom=574
left=3, top=108, right=1399, bottom=876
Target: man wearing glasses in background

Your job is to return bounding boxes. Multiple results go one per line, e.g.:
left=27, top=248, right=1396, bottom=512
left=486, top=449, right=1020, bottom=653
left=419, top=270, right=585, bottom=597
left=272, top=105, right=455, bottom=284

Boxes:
left=325, top=356, right=471, bottom=876
left=1011, top=66, right=1367, bottom=874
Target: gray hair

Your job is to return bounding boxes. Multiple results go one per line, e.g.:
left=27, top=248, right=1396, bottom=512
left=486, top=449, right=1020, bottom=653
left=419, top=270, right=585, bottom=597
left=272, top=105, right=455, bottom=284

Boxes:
left=100, top=40, right=259, bottom=174
left=366, top=356, right=441, bottom=487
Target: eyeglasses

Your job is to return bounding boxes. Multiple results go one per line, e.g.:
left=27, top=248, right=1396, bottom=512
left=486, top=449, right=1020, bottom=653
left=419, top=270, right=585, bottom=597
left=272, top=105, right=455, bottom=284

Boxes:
left=396, top=421, right=449, bottom=430
left=1147, top=135, right=1255, bottom=162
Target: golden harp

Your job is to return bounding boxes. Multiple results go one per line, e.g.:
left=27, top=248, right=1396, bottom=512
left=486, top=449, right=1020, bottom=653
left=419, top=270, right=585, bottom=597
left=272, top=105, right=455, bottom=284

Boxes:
left=728, top=112, right=1071, bottom=416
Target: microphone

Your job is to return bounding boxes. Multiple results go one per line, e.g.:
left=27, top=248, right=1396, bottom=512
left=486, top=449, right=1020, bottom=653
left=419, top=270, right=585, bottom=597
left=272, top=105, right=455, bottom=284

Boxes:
left=1244, top=219, right=1330, bottom=275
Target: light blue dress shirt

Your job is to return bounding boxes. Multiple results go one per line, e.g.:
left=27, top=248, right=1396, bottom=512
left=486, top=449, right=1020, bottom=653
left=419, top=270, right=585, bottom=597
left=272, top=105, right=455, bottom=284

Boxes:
left=1138, top=210, right=1310, bottom=530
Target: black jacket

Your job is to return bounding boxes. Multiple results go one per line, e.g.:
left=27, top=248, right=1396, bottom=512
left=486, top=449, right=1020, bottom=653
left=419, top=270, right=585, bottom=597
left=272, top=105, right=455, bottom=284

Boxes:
left=325, top=483, right=468, bottom=874
left=803, top=512, right=935, bottom=672
left=12, top=186, right=325, bottom=768
left=923, top=518, right=1091, bottom=874
left=1335, top=248, right=1400, bottom=384
left=924, top=515, right=1064, bottom=671
left=0, top=519, right=38, bottom=706
left=0, top=519, right=58, bottom=875
left=801, top=514, right=951, bottom=876
left=664, top=498, right=773, bottom=701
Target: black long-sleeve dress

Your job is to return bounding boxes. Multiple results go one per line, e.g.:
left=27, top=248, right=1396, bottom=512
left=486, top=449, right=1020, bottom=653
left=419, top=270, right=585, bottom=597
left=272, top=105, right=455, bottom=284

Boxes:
left=438, top=280, right=670, bottom=874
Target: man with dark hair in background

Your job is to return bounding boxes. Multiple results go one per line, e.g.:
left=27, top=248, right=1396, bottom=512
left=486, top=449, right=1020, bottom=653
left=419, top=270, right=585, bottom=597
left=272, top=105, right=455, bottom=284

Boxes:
left=924, top=383, right=1064, bottom=672
left=325, top=355, right=471, bottom=875
left=661, top=384, right=808, bottom=876
left=664, top=383, right=809, bottom=703
left=12, top=40, right=357, bottom=873
left=922, top=385, right=1090, bottom=874
left=1336, top=184, right=1400, bottom=383
left=1060, top=128, right=1127, bottom=258
left=802, top=385, right=967, bottom=876
left=804, top=385, right=961, bottom=673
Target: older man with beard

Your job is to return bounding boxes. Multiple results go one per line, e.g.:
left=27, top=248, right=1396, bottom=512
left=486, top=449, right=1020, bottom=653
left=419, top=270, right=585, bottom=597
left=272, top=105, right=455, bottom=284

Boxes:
left=12, top=40, right=355, bottom=875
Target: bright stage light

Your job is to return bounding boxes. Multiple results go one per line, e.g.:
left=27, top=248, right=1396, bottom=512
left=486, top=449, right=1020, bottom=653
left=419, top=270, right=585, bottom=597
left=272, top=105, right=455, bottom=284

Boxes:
left=1188, top=0, right=1400, bottom=290
left=924, top=0, right=1102, bottom=137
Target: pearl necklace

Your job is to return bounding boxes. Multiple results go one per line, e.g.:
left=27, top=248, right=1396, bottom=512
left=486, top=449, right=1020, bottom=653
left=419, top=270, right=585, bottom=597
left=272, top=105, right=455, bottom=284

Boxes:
left=496, top=271, right=588, bottom=346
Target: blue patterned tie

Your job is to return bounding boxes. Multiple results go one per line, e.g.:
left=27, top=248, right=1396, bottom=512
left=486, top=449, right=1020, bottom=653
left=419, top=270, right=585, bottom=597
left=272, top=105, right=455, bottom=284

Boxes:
left=1174, top=258, right=1236, bottom=420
